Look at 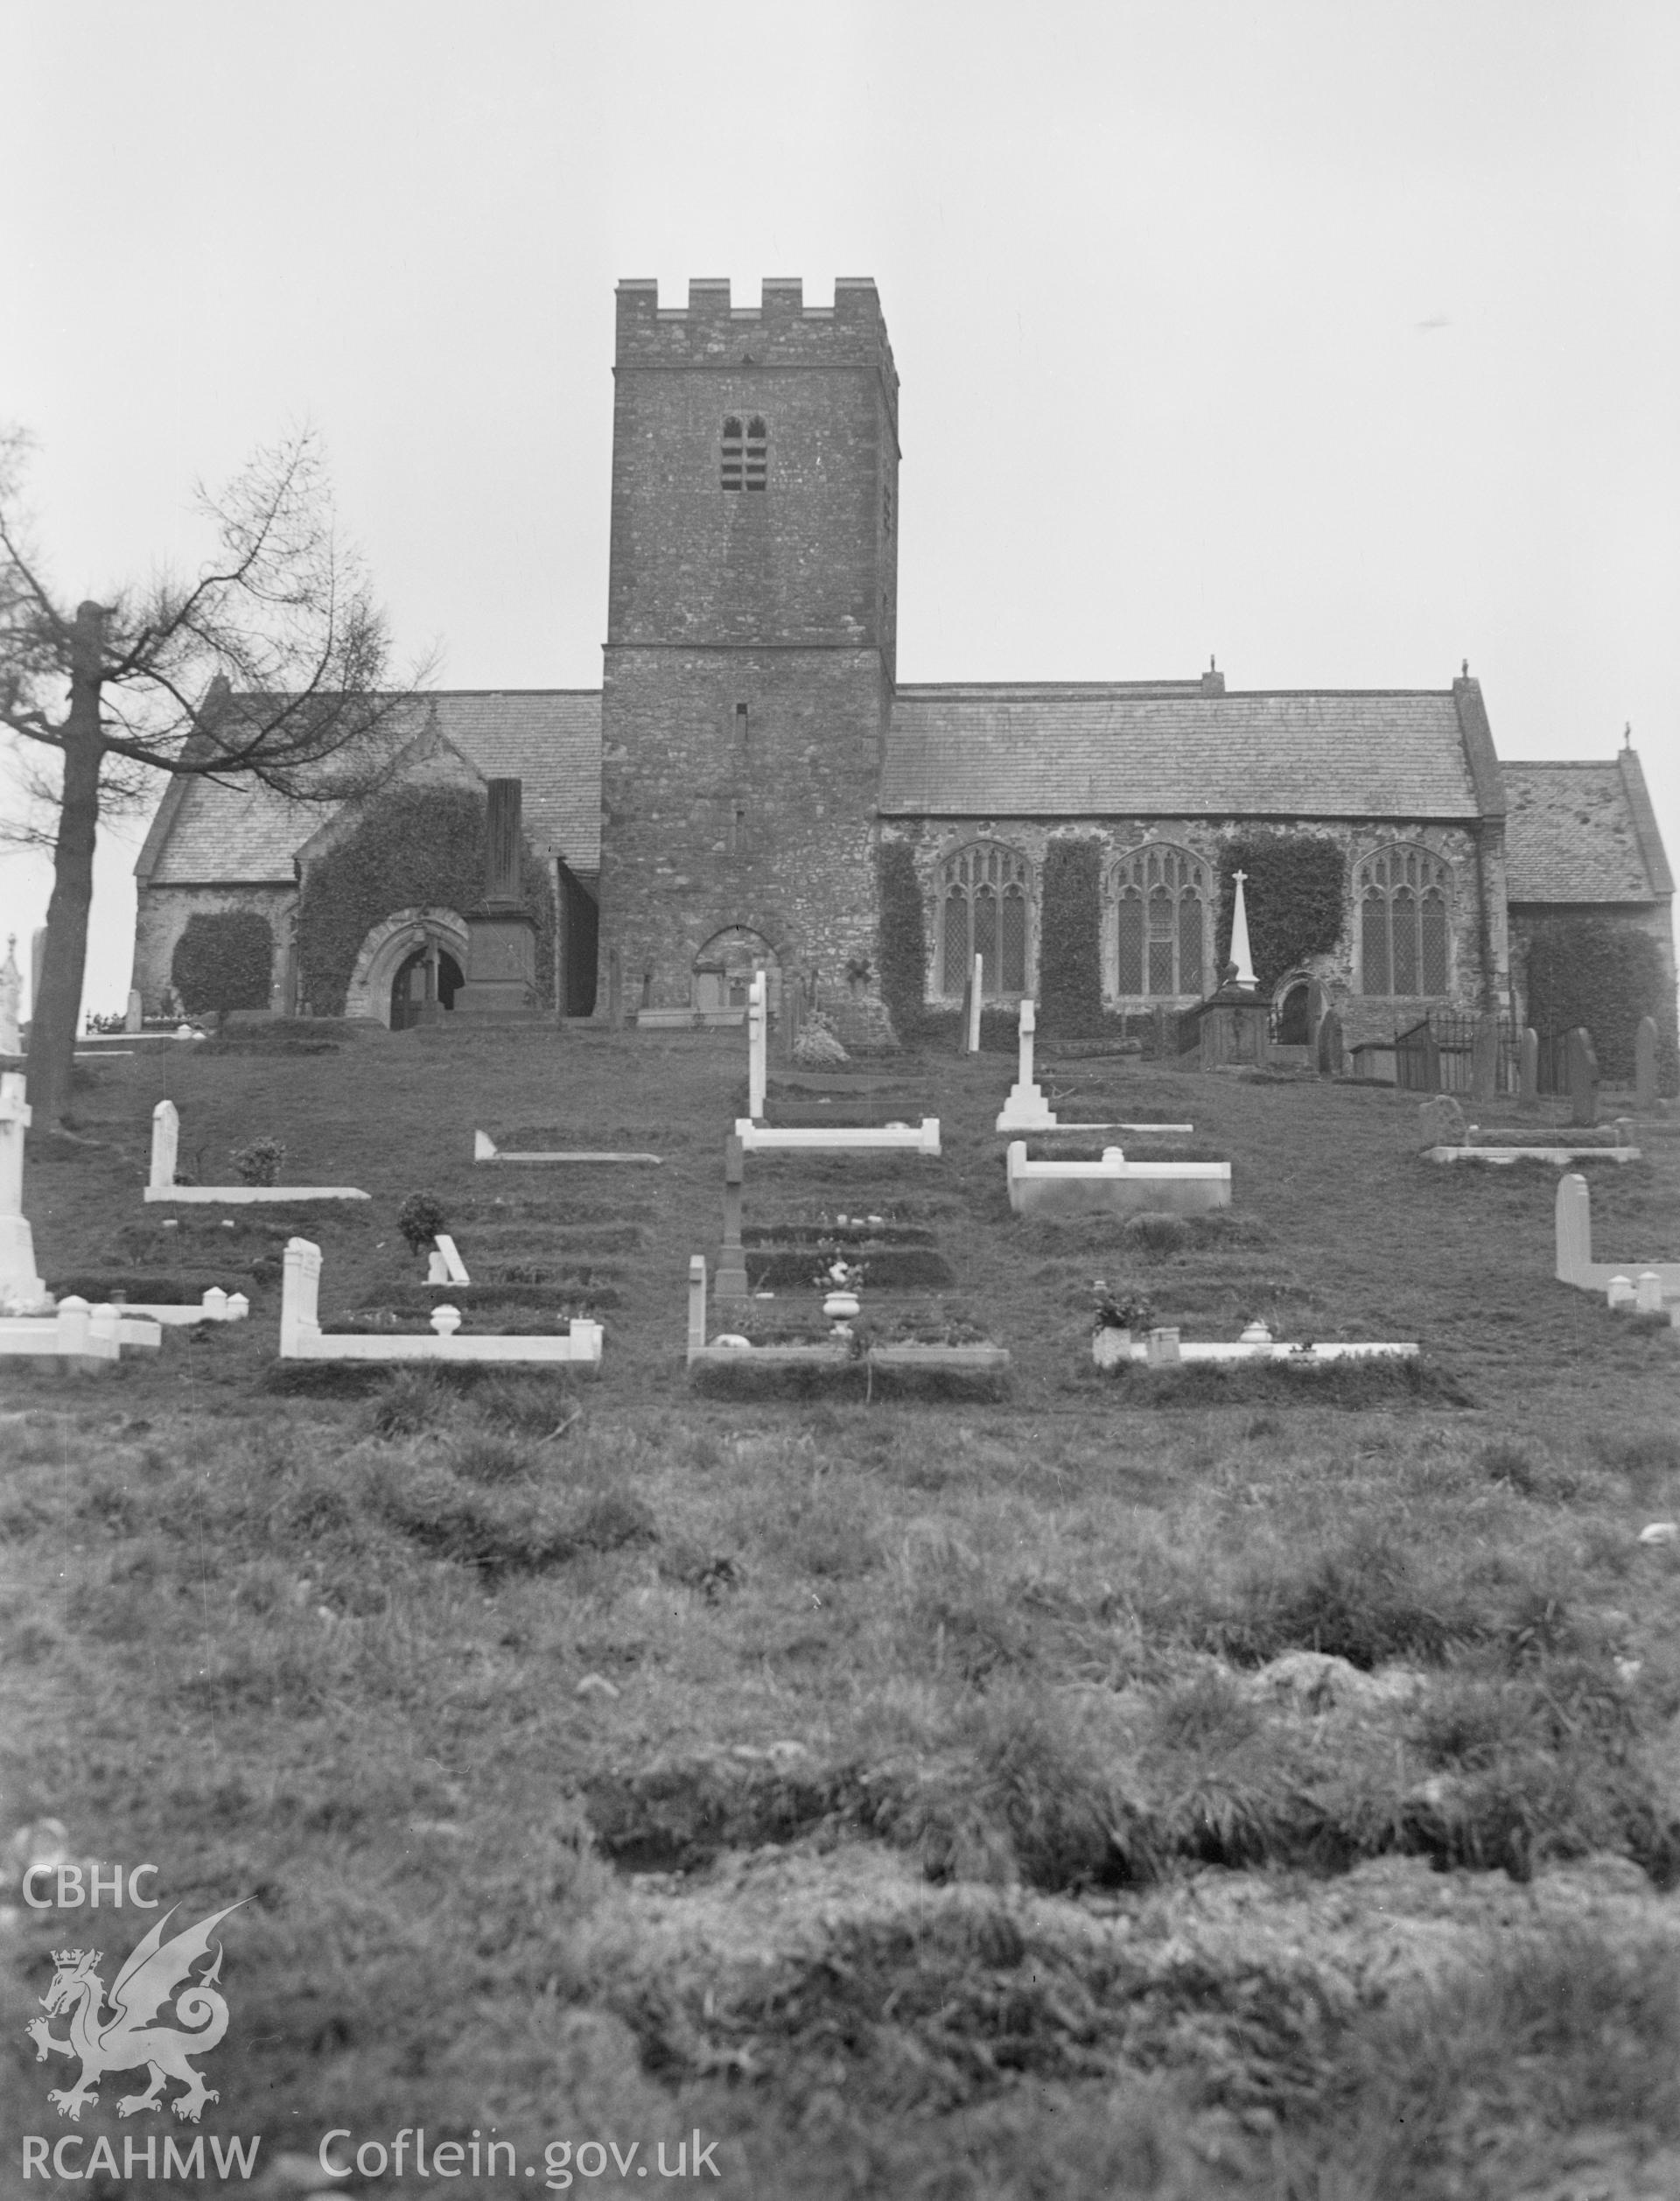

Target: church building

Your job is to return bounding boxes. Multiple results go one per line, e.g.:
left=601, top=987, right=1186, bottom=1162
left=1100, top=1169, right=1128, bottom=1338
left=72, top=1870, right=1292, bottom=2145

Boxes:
left=131, top=277, right=1674, bottom=1056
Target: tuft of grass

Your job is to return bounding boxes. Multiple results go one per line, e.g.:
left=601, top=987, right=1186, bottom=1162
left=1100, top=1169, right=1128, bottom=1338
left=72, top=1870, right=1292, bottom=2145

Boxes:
left=364, top=1367, right=458, bottom=1437
left=449, top=1432, right=538, bottom=1484
left=1124, top=1211, right=1191, bottom=1254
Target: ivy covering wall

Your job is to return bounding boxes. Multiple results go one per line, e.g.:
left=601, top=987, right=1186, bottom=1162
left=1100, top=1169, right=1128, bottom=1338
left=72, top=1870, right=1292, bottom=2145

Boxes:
left=1039, top=836, right=1105, bottom=1034
left=171, top=910, right=274, bottom=1013
left=876, top=838, right=928, bottom=1039
left=297, top=785, right=554, bottom=1016
left=1215, top=835, right=1346, bottom=992
left=1524, top=916, right=1678, bottom=1088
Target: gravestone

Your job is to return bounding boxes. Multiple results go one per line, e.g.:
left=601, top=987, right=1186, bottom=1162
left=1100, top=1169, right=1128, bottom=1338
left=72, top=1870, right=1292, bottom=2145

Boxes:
left=1316, top=1008, right=1343, bottom=1077
left=124, top=987, right=143, bottom=1035
left=150, top=1098, right=179, bottom=1190
left=1418, top=1094, right=1466, bottom=1150
left=1471, top=1012, right=1500, bottom=1105
left=716, top=1133, right=747, bottom=1299
left=997, top=999, right=1057, bottom=1131
left=746, top=971, right=767, bottom=1120
left=1635, top=1016, right=1658, bottom=1112
left=454, top=780, right=540, bottom=1020
left=0, top=938, right=21, bottom=1057
left=1566, top=1027, right=1599, bottom=1128
left=1518, top=1027, right=1539, bottom=1106
left=0, top=1074, right=52, bottom=1314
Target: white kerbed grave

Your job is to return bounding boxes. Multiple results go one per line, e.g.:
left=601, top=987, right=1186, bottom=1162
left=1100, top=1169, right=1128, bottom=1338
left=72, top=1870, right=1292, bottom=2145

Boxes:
left=1099, top=1321, right=1417, bottom=1366
left=1006, top=1140, right=1229, bottom=1218
left=685, top=1254, right=1008, bottom=1377
left=734, top=1118, right=941, bottom=1155
left=0, top=1296, right=163, bottom=1370
left=281, top=1237, right=604, bottom=1366
left=474, top=1131, right=661, bottom=1165
left=1555, top=1173, right=1680, bottom=1312
left=119, top=1288, right=248, bottom=1327
left=145, top=1102, right=369, bottom=1203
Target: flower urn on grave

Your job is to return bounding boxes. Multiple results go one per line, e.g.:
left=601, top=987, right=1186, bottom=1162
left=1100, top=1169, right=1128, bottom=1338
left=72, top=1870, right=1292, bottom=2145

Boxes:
left=823, top=1292, right=861, bottom=1322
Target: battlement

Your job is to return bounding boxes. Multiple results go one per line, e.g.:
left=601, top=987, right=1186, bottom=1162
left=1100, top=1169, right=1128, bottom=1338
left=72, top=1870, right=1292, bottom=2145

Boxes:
left=615, top=277, right=896, bottom=386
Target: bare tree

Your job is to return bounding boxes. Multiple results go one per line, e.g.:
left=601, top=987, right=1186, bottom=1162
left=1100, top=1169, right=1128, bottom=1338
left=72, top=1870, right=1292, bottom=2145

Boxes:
left=0, top=427, right=420, bottom=1131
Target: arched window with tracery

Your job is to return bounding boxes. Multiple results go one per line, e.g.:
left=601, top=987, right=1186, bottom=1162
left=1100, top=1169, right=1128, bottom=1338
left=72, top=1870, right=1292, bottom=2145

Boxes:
left=1356, top=845, right=1451, bottom=995
left=938, top=842, right=1031, bottom=997
left=1110, top=845, right=1212, bottom=999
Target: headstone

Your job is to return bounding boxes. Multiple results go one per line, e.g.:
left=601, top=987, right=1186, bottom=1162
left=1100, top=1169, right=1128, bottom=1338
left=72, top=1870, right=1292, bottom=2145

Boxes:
left=1228, top=871, right=1256, bottom=989
left=716, top=1134, right=747, bottom=1300
left=0, top=938, right=21, bottom=1056
left=149, top=1099, right=179, bottom=1190
left=1471, top=1012, right=1500, bottom=1105
left=1519, top=1027, right=1539, bottom=1106
left=688, top=1253, right=709, bottom=1355
left=746, top=971, right=767, bottom=1121
left=1635, top=1016, right=1658, bottom=1112
left=607, top=946, right=624, bottom=1031
left=1418, top=1093, right=1466, bottom=1150
left=1315, top=1008, right=1344, bottom=1077
left=968, top=953, right=983, bottom=1054
left=484, top=779, right=522, bottom=906
left=1555, top=1173, right=1592, bottom=1286
left=1145, top=1326, right=1182, bottom=1366
left=1566, top=1027, right=1599, bottom=1128
left=997, top=999, right=1058, bottom=1131
left=957, top=965, right=975, bottom=1055
left=0, top=1072, right=52, bottom=1314
left=124, top=987, right=143, bottom=1035
left=1635, top=1272, right=1664, bottom=1314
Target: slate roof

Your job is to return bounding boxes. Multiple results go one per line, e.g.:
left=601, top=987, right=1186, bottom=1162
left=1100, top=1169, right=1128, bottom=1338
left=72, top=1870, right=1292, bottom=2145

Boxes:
left=1502, top=756, right=1673, bottom=905
left=141, top=691, right=603, bottom=885
left=878, top=684, right=1486, bottom=819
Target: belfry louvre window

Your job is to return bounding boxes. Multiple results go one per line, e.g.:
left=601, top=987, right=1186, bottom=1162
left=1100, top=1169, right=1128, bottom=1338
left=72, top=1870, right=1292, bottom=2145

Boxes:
left=939, top=843, right=1030, bottom=997
left=1357, top=845, right=1450, bottom=996
left=1111, top=845, right=1211, bottom=999
left=721, top=416, right=767, bottom=490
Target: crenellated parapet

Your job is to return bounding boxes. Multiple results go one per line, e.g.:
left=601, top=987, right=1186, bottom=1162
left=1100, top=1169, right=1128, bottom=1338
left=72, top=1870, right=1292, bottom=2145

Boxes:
left=615, top=277, right=898, bottom=396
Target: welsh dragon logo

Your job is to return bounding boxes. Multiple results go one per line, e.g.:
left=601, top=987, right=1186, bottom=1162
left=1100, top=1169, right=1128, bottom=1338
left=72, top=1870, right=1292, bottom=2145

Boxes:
left=26, top=1902, right=246, bottom=2124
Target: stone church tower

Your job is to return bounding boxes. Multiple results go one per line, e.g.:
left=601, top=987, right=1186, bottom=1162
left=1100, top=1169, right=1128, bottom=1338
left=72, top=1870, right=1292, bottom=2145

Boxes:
left=597, top=277, right=900, bottom=1013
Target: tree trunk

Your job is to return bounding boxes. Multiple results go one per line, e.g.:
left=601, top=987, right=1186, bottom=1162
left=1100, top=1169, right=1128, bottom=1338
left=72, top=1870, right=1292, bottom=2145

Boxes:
left=26, top=602, right=105, bottom=1131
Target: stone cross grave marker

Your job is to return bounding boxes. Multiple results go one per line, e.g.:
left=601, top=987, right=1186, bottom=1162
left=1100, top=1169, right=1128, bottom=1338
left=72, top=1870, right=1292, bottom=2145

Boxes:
left=0, top=938, right=21, bottom=1056
left=1635, top=1015, right=1658, bottom=1112
left=1567, top=1027, right=1599, bottom=1128
left=1471, top=1011, right=1500, bottom=1105
left=717, top=1133, right=748, bottom=1299
left=1518, top=1027, right=1539, bottom=1106
left=747, top=971, right=767, bottom=1120
left=0, top=1072, right=51, bottom=1313
left=150, top=1098, right=179, bottom=1190
left=997, top=999, right=1057, bottom=1131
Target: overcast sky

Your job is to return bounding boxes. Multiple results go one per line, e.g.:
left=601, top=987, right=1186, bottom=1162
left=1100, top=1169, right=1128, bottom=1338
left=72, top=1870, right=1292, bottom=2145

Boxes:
left=4, top=0, right=1677, bottom=1016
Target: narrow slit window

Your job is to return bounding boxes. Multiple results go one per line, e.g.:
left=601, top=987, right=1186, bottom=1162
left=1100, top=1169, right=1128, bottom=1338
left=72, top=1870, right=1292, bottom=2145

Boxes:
left=721, top=417, right=745, bottom=490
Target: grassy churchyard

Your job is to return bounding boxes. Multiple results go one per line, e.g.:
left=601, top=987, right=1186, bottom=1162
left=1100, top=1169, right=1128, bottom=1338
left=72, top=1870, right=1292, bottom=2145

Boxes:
left=6, top=1020, right=1680, bottom=2200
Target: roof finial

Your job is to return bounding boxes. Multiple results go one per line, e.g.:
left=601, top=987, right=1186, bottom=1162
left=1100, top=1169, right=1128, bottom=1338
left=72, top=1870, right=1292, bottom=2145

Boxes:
left=1460, top=658, right=1468, bottom=678
left=1624, top=720, right=1632, bottom=749
left=1209, top=654, right=1216, bottom=671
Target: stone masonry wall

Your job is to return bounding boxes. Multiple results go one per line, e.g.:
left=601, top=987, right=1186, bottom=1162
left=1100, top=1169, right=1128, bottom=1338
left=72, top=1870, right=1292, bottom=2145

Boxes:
left=130, top=884, right=298, bottom=1017
left=601, top=648, right=885, bottom=1005
left=881, top=817, right=1495, bottom=1046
